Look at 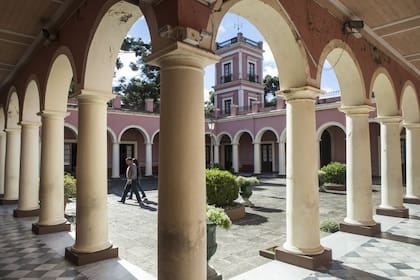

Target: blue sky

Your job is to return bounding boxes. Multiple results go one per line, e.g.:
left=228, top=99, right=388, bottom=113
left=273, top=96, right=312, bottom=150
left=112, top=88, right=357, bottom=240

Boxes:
left=115, top=14, right=340, bottom=100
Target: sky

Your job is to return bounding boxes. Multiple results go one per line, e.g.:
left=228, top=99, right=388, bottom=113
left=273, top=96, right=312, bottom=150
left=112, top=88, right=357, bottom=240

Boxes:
left=114, top=14, right=340, bottom=101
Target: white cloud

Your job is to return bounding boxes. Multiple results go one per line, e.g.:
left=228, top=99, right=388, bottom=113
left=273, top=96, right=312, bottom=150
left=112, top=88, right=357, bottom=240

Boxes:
left=262, top=42, right=278, bottom=77
left=204, top=88, right=212, bottom=102
left=218, top=24, right=227, bottom=34
left=263, top=64, right=278, bottom=77
left=113, top=51, right=140, bottom=86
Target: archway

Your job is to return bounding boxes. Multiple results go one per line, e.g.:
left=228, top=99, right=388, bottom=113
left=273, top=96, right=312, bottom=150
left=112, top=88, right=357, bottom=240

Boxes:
left=118, top=126, right=150, bottom=176
left=64, top=125, right=78, bottom=175
left=370, top=68, right=399, bottom=117
left=316, top=122, right=346, bottom=167
left=216, top=133, right=233, bottom=171
left=151, top=131, right=159, bottom=175
left=369, top=121, right=381, bottom=179
left=256, top=128, right=279, bottom=173
left=233, top=130, right=254, bottom=173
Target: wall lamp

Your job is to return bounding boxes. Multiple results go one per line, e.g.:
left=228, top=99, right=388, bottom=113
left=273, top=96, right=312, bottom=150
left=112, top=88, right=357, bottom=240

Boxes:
left=343, top=20, right=364, bottom=38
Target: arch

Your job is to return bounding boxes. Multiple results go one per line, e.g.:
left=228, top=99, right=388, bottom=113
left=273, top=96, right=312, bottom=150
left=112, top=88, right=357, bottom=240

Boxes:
left=317, top=40, right=366, bottom=106
left=118, top=125, right=150, bottom=144
left=209, top=0, right=310, bottom=89
left=370, top=67, right=399, bottom=117
left=64, top=123, right=79, bottom=137
left=400, top=81, right=420, bottom=123
left=216, top=132, right=232, bottom=145
left=151, top=129, right=160, bottom=144
left=316, top=121, right=346, bottom=141
left=233, top=129, right=254, bottom=144
left=44, top=51, right=75, bottom=112
left=107, top=126, right=117, bottom=143
left=280, top=128, right=287, bottom=143
left=255, top=127, right=280, bottom=143
left=22, top=79, right=41, bottom=123
left=83, top=1, right=144, bottom=93
left=6, top=88, right=20, bottom=129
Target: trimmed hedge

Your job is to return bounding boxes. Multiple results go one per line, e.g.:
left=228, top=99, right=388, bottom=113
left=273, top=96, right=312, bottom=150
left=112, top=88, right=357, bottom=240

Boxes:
left=206, top=169, right=238, bottom=207
left=321, top=162, right=346, bottom=185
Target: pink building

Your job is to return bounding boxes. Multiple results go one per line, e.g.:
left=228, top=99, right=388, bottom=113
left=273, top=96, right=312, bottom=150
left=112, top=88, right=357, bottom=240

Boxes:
left=64, top=33, right=386, bottom=179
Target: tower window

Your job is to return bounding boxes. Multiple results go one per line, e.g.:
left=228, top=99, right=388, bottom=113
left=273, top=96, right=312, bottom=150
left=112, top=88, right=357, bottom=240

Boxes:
left=222, top=62, right=232, bottom=83
left=248, top=62, right=257, bottom=82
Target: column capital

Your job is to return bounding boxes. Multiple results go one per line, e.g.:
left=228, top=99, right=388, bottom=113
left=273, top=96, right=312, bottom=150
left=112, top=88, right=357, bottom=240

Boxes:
left=376, top=116, right=402, bottom=124
left=253, top=141, right=261, bottom=145
left=19, top=121, right=42, bottom=128
left=339, top=105, right=375, bottom=115
left=145, top=42, right=220, bottom=69
left=403, top=123, right=420, bottom=130
left=40, top=110, right=70, bottom=119
left=276, top=86, right=323, bottom=101
left=4, top=127, right=21, bottom=133
left=78, top=90, right=115, bottom=104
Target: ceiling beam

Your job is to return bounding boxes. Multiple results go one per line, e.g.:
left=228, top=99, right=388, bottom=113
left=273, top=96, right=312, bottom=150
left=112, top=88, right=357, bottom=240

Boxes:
left=381, top=25, right=420, bottom=38
left=0, top=28, right=36, bottom=39
left=372, top=15, right=420, bottom=31
left=0, top=38, right=30, bottom=46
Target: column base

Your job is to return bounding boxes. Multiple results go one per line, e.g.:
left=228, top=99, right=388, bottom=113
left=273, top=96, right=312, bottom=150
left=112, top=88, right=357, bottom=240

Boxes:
left=13, top=208, right=40, bottom=217
left=404, top=197, right=420, bottom=204
left=65, top=246, right=118, bottom=266
left=32, top=222, right=71, bottom=235
left=376, top=207, right=409, bottom=218
left=0, top=198, right=18, bottom=205
left=275, top=247, right=332, bottom=270
left=339, top=222, right=381, bottom=237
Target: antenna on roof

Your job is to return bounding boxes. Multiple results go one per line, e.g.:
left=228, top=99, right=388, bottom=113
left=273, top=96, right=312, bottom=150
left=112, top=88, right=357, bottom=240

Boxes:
left=234, top=16, right=243, bottom=33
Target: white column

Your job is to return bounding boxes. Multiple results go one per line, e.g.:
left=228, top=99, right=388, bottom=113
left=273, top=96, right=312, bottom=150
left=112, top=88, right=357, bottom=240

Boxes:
left=147, top=42, right=219, bottom=280
left=253, top=142, right=261, bottom=174
left=279, top=141, right=286, bottom=176
left=0, top=131, right=6, bottom=195
left=232, top=143, right=239, bottom=173
left=4, top=128, right=21, bottom=200
left=378, top=116, right=405, bottom=210
left=38, top=111, right=67, bottom=226
left=111, top=142, right=120, bottom=178
left=280, top=87, right=324, bottom=255
left=214, top=144, right=220, bottom=165
left=71, top=91, right=114, bottom=254
left=145, top=142, right=153, bottom=176
left=340, top=105, right=376, bottom=226
left=17, top=122, right=41, bottom=211
left=404, top=123, right=420, bottom=199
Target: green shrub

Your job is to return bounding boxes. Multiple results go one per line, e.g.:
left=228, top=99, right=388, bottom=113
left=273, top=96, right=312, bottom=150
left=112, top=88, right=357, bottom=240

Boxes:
left=321, top=162, right=346, bottom=185
left=318, top=170, right=327, bottom=188
left=320, top=219, right=339, bottom=233
left=206, top=205, right=232, bottom=229
left=64, top=173, right=77, bottom=197
left=206, top=169, right=238, bottom=207
left=236, top=176, right=259, bottom=199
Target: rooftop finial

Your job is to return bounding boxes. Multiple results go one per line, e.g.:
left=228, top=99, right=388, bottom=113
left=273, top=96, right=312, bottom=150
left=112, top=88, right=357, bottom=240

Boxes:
left=234, top=16, right=243, bottom=34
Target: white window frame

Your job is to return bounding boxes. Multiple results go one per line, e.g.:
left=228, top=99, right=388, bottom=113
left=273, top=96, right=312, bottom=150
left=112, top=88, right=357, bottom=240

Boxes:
left=222, top=97, right=233, bottom=114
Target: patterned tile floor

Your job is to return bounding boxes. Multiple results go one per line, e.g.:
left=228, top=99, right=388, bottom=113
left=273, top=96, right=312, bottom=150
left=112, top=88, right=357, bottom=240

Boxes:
left=0, top=215, right=87, bottom=280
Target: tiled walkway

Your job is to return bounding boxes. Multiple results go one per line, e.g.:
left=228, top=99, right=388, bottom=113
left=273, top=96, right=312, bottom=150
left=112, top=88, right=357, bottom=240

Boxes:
left=1, top=178, right=420, bottom=279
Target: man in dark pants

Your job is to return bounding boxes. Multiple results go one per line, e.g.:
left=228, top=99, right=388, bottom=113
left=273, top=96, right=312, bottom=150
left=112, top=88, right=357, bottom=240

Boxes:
left=118, top=158, right=142, bottom=205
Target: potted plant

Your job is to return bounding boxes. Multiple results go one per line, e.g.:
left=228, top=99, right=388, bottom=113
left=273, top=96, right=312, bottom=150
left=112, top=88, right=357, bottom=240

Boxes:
left=206, top=205, right=231, bottom=280
left=64, top=173, right=76, bottom=210
left=236, top=176, right=259, bottom=207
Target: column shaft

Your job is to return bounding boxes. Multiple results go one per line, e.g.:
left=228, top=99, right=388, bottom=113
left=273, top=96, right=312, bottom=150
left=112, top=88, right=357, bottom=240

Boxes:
left=214, top=144, right=220, bottom=164
left=404, top=124, right=420, bottom=198
left=147, top=42, right=219, bottom=280
left=281, top=87, right=323, bottom=255
left=232, top=143, right=239, bottom=173
left=341, top=106, right=376, bottom=226
left=253, top=142, right=261, bottom=174
left=379, top=117, right=405, bottom=209
left=17, top=122, right=41, bottom=211
left=279, top=141, right=286, bottom=175
left=145, top=142, right=152, bottom=176
left=111, top=142, right=120, bottom=178
left=4, top=128, right=21, bottom=200
left=38, top=112, right=67, bottom=225
left=0, top=132, right=6, bottom=195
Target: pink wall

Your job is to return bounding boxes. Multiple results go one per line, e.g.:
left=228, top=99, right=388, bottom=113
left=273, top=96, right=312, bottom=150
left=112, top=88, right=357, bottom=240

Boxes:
left=370, top=122, right=381, bottom=177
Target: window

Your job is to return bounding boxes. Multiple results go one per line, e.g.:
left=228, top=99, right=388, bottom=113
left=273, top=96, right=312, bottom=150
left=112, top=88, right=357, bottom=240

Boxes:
left=223, top=62, right=232, bottom=83
left=248, top=97, right=257, bottom=109
left=64, top=143, right=72, bottom=166
left=224, top=99, right=232, bottom=114
left=248, top=62, right=256, bottom=82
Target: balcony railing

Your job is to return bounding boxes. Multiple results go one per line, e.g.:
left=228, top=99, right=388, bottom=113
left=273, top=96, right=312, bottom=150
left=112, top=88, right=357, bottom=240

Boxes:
left=220, top=74, right=232, bottom=83
left=247, top=73, right=259, bottom=83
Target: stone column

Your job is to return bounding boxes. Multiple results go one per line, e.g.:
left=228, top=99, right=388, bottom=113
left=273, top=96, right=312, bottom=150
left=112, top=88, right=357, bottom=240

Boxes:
left=32, top=111, right=70, bottom=234
left=145, top=142, right=153, bottom=176
left=376, top=116, right=408, bottom=217
left=147, top=42, right=219, bottom=280
left=65, top=91, right=118, bottom=265
left=214, top=144, right=220, bottom=165
left=276, top=86, right=331, bottom=269
left=232, top=143, right=239, bottom=173
left=403, top=123, right=420, bottom=204
left=279, top=141, right=286, bottom=176
left=253, top=142, right=261, bottom=174
left=111, top=142, right=120, bottom=178
left=339, top=105, right=380, bottom=236
left=1, top=128, right=21, bottom=203
left=0, top=131, right=6, bottom=196
left=14, top=122, right=41, bottom=217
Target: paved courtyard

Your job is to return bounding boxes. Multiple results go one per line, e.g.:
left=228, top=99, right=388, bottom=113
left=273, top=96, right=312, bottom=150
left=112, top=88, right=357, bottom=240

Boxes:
left=4, top=176, right=420, bottom=279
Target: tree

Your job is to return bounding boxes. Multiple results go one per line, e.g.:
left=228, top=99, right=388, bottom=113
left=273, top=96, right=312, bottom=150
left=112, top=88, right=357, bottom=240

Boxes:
left=204, top=90, right=215, bottom=114
left=113, top=37, right=160, bottom=109
left=263, top=75, right=279, bottom=106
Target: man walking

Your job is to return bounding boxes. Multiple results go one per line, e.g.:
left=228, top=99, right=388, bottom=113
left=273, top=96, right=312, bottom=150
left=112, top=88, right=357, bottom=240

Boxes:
left=118, top=157, right=142, bottom=205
